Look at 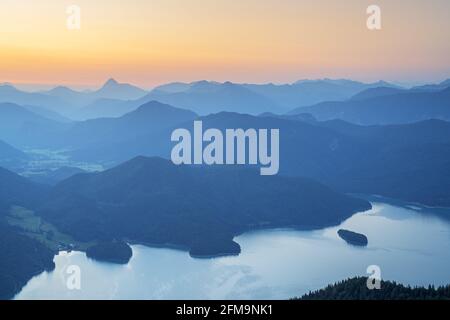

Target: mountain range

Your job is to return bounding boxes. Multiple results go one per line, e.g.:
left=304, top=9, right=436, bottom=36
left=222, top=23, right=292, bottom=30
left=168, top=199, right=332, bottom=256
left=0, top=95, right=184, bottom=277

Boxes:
left=290, top=86, right=450, bottom=125
left=79, top=79, right=401, bottom=119
left=62, top=105, right=450, bottom=206
left=167, top=111, right=450, bottom=206
left=0, top=79, right=148, bottom=119
left=1, top=76, right=450, bottom=300
left=41, top=78, right=148, bottom=107
left=1, top=78, right=409, bottom=121
left=3, top=94, right=449, bottom=206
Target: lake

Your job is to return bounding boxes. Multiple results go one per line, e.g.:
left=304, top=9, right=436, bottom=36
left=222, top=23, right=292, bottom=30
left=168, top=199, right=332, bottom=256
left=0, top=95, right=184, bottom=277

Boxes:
left=15, top=197, right=450, bottom=300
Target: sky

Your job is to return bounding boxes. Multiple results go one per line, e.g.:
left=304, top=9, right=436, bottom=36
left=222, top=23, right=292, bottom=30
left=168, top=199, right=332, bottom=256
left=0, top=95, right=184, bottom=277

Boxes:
left=0, top=0, right=449, bottom=89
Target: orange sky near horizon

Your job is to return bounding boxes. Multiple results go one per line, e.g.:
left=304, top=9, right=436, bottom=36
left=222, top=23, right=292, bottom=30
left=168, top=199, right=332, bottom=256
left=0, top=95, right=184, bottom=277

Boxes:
left=0, top=0, right=449, bottom=89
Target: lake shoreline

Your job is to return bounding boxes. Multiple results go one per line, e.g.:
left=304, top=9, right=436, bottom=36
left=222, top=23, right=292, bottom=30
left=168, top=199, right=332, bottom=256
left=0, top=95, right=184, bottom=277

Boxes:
left=14, top=200, right=450, bottom=300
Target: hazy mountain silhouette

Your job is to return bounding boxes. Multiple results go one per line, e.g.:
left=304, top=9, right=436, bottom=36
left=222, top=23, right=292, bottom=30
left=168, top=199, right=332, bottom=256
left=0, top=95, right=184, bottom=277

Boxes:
left=411, top=78, right=450, bottom=92
left=29, top=166, right=86, bottom=186
left=5, top=78, right=445, bottom=121
left=62, top=105, right=450, bottom=206
left=350, top=87, right=406, bottom=101
left=42, top=86, right=92, bottom=107
left=350, top=79, right=450, bottom=101
left=76, top=98, right=134, bottom=119
left=0, top=140, right=28, bottom=171
left=0, top=101, right=196, bottom=152
left=61, top=101, right=197, bottom=151
left=0, top=79, right=148, bottom=119
left=0, top=84, right=71, bottom=115
left=22, top=105, right=72, bottom=123
left=54, top=79, right=410, bottom=119
left=290, top=87, right=450, bottom=125
left=76, top=80, right=285, bottom=119
left=0, top=103, right=69, bottom=147
left=152, top=82, right=192, bottom=93
left=242, top=79, right=400, bottom=109
left=140, top=80, right=284, bottom=115
left=94, top=78, right=148, bottom=100
left=42, top=78, right=148, bottom=103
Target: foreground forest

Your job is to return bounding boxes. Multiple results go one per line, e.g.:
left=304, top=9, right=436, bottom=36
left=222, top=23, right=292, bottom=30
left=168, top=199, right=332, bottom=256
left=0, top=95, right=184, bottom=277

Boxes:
left=297, top=277, right=450, bottom=300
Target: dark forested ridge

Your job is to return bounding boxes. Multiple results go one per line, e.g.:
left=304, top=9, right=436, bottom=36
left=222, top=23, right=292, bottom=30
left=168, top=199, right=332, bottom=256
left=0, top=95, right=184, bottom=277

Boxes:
left=0, top=222, right=55, bottom=300
left=0, top=169, right=55, bottom=299
left=39, top=156, right=371, bottom=258
left=0, top=158, right=371, bottom=299
left=0, top=166, right=48, bottom=209
left=29, top=166, right=86, bottom=186
left=297, top=277, right=450, bottom=300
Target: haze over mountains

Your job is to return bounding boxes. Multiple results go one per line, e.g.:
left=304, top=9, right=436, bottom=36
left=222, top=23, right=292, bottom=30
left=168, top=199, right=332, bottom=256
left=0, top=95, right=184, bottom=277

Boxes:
left=78, top=79, right=404, bottom=119
left=292, top=85, right=450, bottom=125
left=41, top=78, right=148, bottom=107
left=1, top=79, right=450, bottom=206
left=0, top=79, right=148, bottom=119
left=1, top=76, right=450, bottom=300
left=0, top=78, right=414, bottom=120
left=0, top=140, right=28, bottom=171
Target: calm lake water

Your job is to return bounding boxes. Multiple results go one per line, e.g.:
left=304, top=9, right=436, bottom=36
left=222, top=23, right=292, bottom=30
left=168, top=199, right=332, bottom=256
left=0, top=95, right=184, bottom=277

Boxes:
left=15, top=198, right=450, bottom=300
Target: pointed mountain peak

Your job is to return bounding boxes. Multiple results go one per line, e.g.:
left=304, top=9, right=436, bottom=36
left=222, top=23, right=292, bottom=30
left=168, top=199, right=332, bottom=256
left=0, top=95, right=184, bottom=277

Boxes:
left=103, top=78, right=119, bottom=87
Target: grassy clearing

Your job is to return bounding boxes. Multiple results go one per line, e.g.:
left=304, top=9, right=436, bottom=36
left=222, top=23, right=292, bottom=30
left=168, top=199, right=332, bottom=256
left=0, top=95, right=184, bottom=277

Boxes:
left=6, top=206, right=94, bottom=252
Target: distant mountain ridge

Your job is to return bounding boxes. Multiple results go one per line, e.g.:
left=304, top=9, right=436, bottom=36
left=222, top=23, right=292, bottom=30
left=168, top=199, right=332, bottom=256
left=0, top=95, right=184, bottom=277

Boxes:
left=61, top=101, right=197, bottom=151
left=0, top=103, right=69, bottom=147
left=0, top=79, right=149, bottom=119
left=0, top=84, right=70, bottom=115
left=92, top=78, right=148, bottom=100
left=290, top=87, right=450, bottom=125
left=3, top=98, right=450, bottom=207
left=0, top=140, right=28, bottom=171
left=69, top=79, right=404, bottom=119
left=73, top=107, right=450, bottom=206
left=349, top=78, right=450, bottom=101
left=4, top=78, right=449, bottom=121
left=3, top=78, right=448, bottom=121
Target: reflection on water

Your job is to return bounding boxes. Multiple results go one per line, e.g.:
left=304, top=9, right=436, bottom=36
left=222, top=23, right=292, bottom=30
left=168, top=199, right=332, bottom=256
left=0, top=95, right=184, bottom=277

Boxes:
left=15, top=200, right=450, bottom=300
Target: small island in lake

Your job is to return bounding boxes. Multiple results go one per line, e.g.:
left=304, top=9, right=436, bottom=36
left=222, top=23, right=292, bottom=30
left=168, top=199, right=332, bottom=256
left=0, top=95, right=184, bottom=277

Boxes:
left=338, top=229, right=368, bottom=247
left=86, top=241, right=133, bottom=264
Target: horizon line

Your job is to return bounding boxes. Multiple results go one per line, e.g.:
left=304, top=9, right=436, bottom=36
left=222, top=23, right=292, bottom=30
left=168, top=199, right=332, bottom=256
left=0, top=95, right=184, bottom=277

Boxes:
left=2, top=76, right=449, bottom=93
